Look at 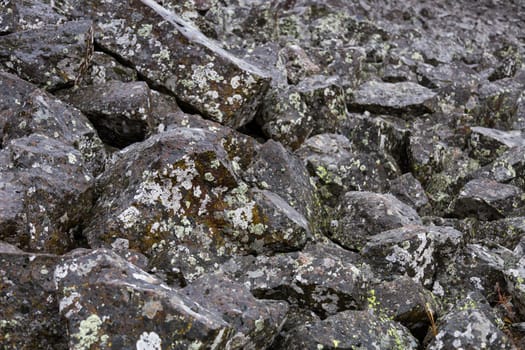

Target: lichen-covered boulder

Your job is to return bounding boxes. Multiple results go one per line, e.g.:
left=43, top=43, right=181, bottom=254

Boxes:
left=0, top=242, right=66, bottom=349
left=0, top=71, right=106, bottom=175
left=371, top=276, right=441, bottom=334
left=0, top=134, right=94, bottom=254
left=1, top=0, right=67, bottom=32
left=0, top=20, right=94, bottom=89
left=85, top=127, right=310, bottom=283
left=347, top=81, right=437, bottom=117
left=220, top=241, right=370, bottom=318
left=63, top=0, right=270, bottom=128
left=296, top=134, right=397, bottom=205
left=504, top=256, right=525, bottom=318
left=388, top=173, right=430, bottom=212
left=0, top=0, right=17, bottom=34
left=54, top=249, right=234, bottom=349
left=258, top=75, right=347, bottom=149
left=362, top=225, right=463, bottom=287
left=468, top=145, right=525, bottom=188
left=428, top=308, right=514, bottom=350
left=182, top=273, right=288, bottom=349
left=330, top=191, right=422, bottom=251
left=81, top=51, right=138, bottom=86
left=474, top=217, right=525, bottom=250
left=449, top=178, right=525, bottom=220
left=56, top=81, right=155, bottom=148
left=469, top=126, right=525, bottom=166
left=279, top=310, right=419, bottom=350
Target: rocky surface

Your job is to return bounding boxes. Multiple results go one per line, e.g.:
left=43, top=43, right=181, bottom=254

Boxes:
left=1, top=0, right=525, bottom=349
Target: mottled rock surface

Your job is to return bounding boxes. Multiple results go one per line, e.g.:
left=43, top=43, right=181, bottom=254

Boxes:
left=2, top=0, right=525, bottom=348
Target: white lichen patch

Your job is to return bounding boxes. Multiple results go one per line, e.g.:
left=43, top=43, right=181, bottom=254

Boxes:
left=118, top=206, right=141, bottom=229
left=71, top=314, right=105, bottom=350
left=136, top=331, right=162, bottom=350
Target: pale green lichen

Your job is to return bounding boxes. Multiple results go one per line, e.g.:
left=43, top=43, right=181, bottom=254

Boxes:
left=72, top=314, right=105, bottom=350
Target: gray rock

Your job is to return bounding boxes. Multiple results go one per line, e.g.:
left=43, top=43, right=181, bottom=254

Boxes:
left=0, top=20, right=94, bottom=89
left=348, top=81, right=437, bottom=117
left=54, top=249, right=234, bottom=349
left=0, top=242, right=66, bottom=349
left=182, top=273, right=288, bottom=350
left=449, top=178, right=525, bottom=220
left=388, top=173, right=430, bottom=211
left=279, top=310, right=418, bottom=350
left=469, top=127, right=525, bottom=166
left=362, top=225, right=463, bottom=287
left=330, top=191, right=422, bottom=251
left=220, top=241, right=369, bottom=318
left=56, top=81, right=155, bottom=148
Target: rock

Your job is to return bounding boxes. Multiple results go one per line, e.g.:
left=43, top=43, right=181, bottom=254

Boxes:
left=347, top=81, right=437, bottom=117
left=0, top=0, right=17, bottom=34
left=296, top=133, right=397, bottom=205
left=81, top=51, right=138, bottom=86
left=330, top=191, right=422, bottom=251
left=1, top=0, right=68, bottom=33
left=468, top=146, right=525, bottom=187
left=279, top=310, right=419, bottom=350
left=220, top=241, right=369, bottom=318
left=54, top=249, right=234, bottom=349
left=0, top=20, right=94, bottom=89
left=258, top=75, right=347, bottom=149
left=182, top=273, right=288, bottom=349
left=428, top=308, right=515, bottom=350
left=65, top=0, right=271, bottom=128
left=0, top=71, right=106, bottom=175
left=0, top=242, right=66, bottom=349
left=475, top=218, right=525, bottom=250
left=0, top=134, right=94, bottom=254
left=362, top=225, right=463, bottom=287
left=56, top=81, right=155, bottom=148
left=85, top=127, right=310, bottom=283
left=504, top=256, right=525, bottom=319
left=449, top=178, right=525, bottom=220
left=469, top=127, right=525, bottom=166
left=371, top=276, right=441, bottom=334
left=388, top=173, right=430, bottom=211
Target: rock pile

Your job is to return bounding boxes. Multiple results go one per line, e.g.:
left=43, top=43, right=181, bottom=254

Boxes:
left=1, top=0, right=525, bottom=349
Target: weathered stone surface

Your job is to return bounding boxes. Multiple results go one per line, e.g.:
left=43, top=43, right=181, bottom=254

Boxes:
left=85, top=127, right=310, bottom=283
left=279, top=310, right=418, bottom=350
left=330, top=191, right=422, bottom=251
left=0, top=134, right=94, bottom=254
left=348, top=81, right=437, bottom=117
left=388, top=172, right=430, bottom=211
left=362, top=225, right=463, bottom=287
left=475, top=217, right=525, bottom=250
left=182, top=273, right=288, bottom=349
left=220, top=241, right=369, bottom=318
left=468, top=146, right=525, bottom=187
left=428, top=308, right=514, bottom=350
left=56, top=81, right=155, bottom=148
left=0, top=242, right=66, bottom=349
left=258, top=75, right=347, bottom=149
left=64, top=0, right=270, bottom=128
left=296, top=134, right=397, bottom=205
left=0, top=20, right=94, bottom=90
left=469, top=127, right=525, bottom=166
left=54, top=249, right=234, bottom=349
left=0, top=0, right=67, bottom=33
left=81, top=51, right=138, bottom=86
left=0, top=0, right=17, bottom=34
left=0, top=71, right=106, bottom=175
left=449, top=178, right=525, bottom=220
left=505, top=256, right=525, bottom=319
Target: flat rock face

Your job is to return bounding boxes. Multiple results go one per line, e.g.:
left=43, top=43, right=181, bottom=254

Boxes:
left=2, top=0, right=525, bottom=348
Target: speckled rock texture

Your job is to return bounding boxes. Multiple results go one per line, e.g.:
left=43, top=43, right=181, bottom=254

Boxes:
left=2, top=0, right=525, bottom=349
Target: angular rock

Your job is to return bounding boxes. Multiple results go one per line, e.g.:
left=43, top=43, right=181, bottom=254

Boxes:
left=469, top=126, right=525, bottom=166
left=372, top=276, right=441, bottom=333
left=0, top=134, right=94, bottom=254
left=296, top=133, right=397, bottom=205
left=54, top=249, right=234, bottom=349
left=220, top=241, right=369, bottom=318
left=0, top=242, right=66, bottom=349
left=4, top=0, right=68, bottom=32
left=505, top=256, right=525, bottom=318
left=81, top=51, right=138, bottom=86
left=468, top=146, right=525, bottom=187
left=0, top=20, right=94, bottom=89
left=279, top=310, right=418, bottom=350
left=348, top=81, right=437, bottom=117
left=67, top=0, right=270, bottom=128
left=475, top=217, right=525, bottom=250
left=56, top=81, right=155, bottom=148
left=449, top=178, right=525, bottom=220
left=259, top=75, right=347, bottom=149
left=330, top=191, right=422, bottom=251
left=0, top=71, right=106, bottom=175
left=388, top=172, right=430, bottom=211
left=0, top=0, right=17, bottom=34
left=85, top=127, right=310, bottom=283
left=182, top=273, right=288, bottom=349
left=362, top=225, right=463, bottom=287
left=428, top=308, right=514, bottom=350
